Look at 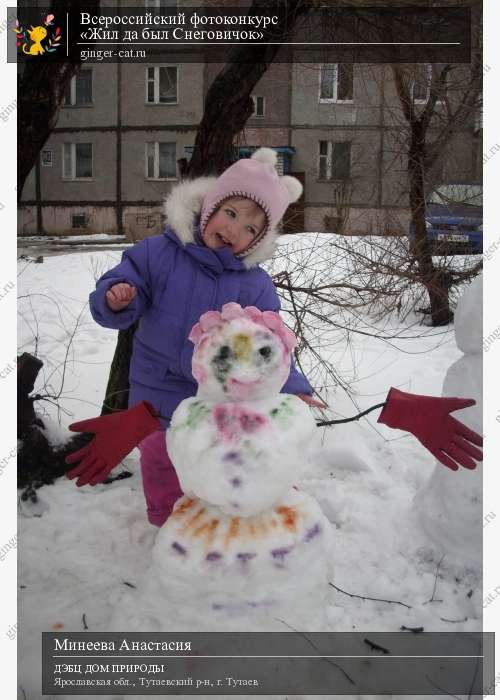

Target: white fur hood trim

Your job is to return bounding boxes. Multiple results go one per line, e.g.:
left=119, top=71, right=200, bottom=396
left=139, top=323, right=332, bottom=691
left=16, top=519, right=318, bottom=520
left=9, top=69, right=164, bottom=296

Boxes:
left=163, top=177, right=280, bottom=269
left=164, top=177, right=217, bottom=246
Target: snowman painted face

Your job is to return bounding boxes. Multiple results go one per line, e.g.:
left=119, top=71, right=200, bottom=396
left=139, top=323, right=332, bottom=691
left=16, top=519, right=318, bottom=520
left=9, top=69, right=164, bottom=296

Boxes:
left=191, top=315, right=292, bottom=402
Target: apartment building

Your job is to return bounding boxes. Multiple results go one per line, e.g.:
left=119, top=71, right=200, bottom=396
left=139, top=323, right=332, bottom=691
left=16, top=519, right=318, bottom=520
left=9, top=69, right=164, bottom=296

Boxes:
left=292, top=62, right=481, bottom=234
left=19, top=59, right=205, bottom=240
left=18, top=8, right=481, bottom=238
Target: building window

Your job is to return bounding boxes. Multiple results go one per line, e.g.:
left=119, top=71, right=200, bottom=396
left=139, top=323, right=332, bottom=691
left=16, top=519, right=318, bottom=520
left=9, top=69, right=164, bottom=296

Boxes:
left=64, top=69, right=93, bottom=106
left=145, top=142, right=176, bottom=179
left=412, top=64, right=446, bottom=104
left=318, top=141, right=351, bottom=180
left=41, top=150, right=53, bottom=167
left=319, top=64, right=353, bottom=102
left=276, top=153, right=285, bottom=175
left=145, top=66, right=178, bottom=104
left=144, top=0, right=177, bottom=9
left=251, top=95, right=265, bottom=117
left=72, top=214, right=88, bottom=229
left=62, top=143, right=93, bottom=179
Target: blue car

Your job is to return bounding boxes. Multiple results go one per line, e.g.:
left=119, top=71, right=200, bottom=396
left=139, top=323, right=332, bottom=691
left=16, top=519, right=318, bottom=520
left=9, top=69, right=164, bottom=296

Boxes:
left=413, top=184, right=483, bottom=254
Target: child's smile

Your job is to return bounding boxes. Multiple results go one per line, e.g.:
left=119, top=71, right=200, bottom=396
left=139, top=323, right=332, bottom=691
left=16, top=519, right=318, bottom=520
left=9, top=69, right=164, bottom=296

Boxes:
left=216, top=232, right=232, bottom=246
left=202, top=197, right=267, bottom=255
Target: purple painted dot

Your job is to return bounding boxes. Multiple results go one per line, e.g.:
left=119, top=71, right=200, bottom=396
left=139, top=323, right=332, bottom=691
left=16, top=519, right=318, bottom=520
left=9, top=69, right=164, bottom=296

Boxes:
left=304, top=523, right=322, bottom=542
left=271, top=547, right=292, bottom=561
left=212, top=603, right=223, bottom=610
left=230, top=477, right=242, bottom=488
left=237, top=552, right=257, bottom=563
left=171, top=541, right=186, bottom=555
left=230, top=502, right=240, bottom=510
left=206, top=551, right=222, bottom=562
left=223, top=451, right=244, bottom=465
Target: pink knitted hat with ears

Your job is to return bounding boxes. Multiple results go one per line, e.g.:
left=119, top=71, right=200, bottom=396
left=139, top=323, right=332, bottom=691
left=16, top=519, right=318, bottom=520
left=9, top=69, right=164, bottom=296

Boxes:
left=188, top=302, right=297, bottom=352
left=199, top=147, right=303, bottom=258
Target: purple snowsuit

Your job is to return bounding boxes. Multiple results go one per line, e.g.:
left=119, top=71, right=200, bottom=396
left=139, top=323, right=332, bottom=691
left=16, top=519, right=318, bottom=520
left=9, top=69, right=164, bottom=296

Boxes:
left=89, top=217, right=312, bottom=525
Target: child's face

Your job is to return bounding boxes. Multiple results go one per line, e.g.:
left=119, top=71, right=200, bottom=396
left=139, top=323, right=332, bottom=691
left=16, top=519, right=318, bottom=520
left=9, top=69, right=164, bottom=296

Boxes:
left=202, top=197, right=266, bottom=254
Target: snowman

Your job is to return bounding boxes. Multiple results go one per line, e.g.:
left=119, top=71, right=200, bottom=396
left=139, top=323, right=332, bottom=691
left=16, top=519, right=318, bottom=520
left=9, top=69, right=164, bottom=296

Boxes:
left=413, top=275, right=483, bottom=566
left=151, top=302, right=333, bottom=620
left=66, top=298, right=483, bottom=627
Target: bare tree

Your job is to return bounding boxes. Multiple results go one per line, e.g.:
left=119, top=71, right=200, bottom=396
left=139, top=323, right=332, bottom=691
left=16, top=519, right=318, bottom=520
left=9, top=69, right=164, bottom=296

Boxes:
left=266, top=229, right=480, bottom=405
left=391, top=57, right=482, bottom=325
left=291, top=0, right=482, bottom=326
left=17, top=0, right=100, bottom=198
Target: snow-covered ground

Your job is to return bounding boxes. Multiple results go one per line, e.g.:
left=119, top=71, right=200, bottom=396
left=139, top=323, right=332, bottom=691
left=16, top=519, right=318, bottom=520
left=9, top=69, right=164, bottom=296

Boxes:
left=17, top=237, right=482, bottom=700
left=19, top=234, right=128, bottom=243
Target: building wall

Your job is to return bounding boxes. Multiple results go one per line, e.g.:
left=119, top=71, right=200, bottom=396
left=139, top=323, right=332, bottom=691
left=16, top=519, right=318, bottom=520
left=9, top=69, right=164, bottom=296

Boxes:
left=204, top=63, right=291, bottom=128
left=382, top=63, right=478, bottom=131
left=57, top=64, right=118, bottom=128
left=292, top=63, right=382, bottom=128
left=204, top=62, right=292, bottom=149
left=240, top=128, right=289, bottom=148
left=123, top=206, right=164, bottom=241
left=42, top=206, right=117, bottom=236
left=292, top=127, right=382, bottom=208
left=19, top=57, right=480, bottom=238
left=121, top=62, right=204, bottom=127
left=19, top=59, right=205, bottom=235
left=18, top=206, right=37, bottom=236
left=304, top=206, right=410, bottom=236
left=121, top=129, right=197, bottom=202
left=291, top=62, right=481, bottom=233
left=38, top=131, right=117, bottom=202
left=292, top=63, right=385, bottom=225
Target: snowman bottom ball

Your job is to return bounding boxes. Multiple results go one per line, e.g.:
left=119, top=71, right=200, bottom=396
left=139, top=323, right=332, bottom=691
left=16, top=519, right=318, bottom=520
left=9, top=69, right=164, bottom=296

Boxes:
left=152, top=489, right=333, bottom=619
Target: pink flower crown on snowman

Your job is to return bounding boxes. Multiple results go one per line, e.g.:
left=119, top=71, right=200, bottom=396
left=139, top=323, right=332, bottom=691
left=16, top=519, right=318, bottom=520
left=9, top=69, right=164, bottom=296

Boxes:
left=188, top=302, right=297, bottom=352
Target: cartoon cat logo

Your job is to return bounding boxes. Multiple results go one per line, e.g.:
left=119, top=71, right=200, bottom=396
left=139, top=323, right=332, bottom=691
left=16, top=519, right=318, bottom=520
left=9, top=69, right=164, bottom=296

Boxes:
left=14, top=14, right=61, bottom=56
left=23, top=25, right=47, bottom=55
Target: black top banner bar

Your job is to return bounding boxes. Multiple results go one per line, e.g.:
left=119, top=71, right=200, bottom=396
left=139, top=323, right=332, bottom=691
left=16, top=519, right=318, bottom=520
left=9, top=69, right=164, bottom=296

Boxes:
left=9, top=5, right=471, bottom=63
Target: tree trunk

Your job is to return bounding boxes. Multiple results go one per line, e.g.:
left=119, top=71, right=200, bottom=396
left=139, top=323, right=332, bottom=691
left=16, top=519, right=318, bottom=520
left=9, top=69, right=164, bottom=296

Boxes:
left=408, top=121, right=453, bottom=326
left=186, top=48, right=285, bottom=177
left=17, top=0, right=100, bottom=199
left=101, top=322, right=138, bottom=415
left=102, top=0, right=311, bottom=414
left=18, top=62, right=78, bottom=199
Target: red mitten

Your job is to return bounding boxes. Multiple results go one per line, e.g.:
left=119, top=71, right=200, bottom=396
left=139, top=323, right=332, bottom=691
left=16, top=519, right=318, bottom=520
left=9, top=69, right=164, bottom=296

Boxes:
left=378, top=387, right=483, bottom=471
left=65, top=401, right=160, bottom=486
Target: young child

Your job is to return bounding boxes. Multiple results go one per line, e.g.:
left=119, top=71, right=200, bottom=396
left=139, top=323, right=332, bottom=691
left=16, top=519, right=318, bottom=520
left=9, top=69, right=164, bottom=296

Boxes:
left=85, top=148, right=320, bottom=526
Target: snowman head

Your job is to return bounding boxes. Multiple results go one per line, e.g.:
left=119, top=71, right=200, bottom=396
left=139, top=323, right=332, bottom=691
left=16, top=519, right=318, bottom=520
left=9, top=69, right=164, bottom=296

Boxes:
left=189, top=303, right=297, bottom=401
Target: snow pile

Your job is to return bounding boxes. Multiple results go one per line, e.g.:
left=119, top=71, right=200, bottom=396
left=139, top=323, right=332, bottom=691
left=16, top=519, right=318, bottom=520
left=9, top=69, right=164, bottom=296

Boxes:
left=17, top=245, right=481, bottom=700
left=414, top=274, right=483, bottom=566
left=267, top=233, right=478, bottom=393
